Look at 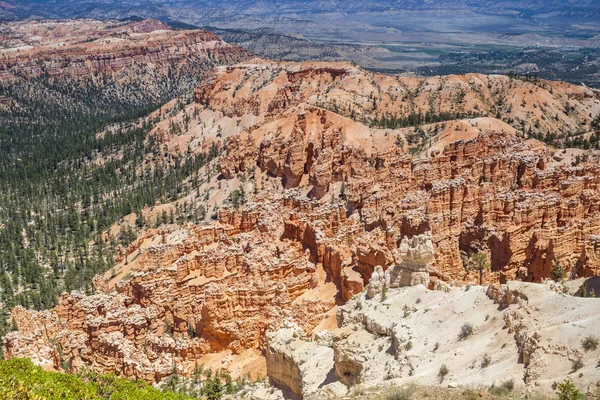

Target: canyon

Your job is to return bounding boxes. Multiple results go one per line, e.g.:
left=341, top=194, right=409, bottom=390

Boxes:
left=3, top=52, right=600, bottom=399
left=0, top=18, right=250, bottom=327
left=0, top=18, right=248, bottom=112
left=0, top=18, right=247, bottom=80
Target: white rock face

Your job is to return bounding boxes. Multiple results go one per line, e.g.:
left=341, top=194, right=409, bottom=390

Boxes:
left=255, top=251, right=600, bottom=400
left=366, top=265, right=389, bottom=298
left=366, top=233, right=433, bottom=301
left=386, top=233, right=433, bottom=288
left=333, top=281, right=600, bottom=394
left=265, top=322, right=335, bottom=400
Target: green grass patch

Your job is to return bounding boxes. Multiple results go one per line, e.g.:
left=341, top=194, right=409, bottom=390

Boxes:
left=0, top=358, right=193, bottom=400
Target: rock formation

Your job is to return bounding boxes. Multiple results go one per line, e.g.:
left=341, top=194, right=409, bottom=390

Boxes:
left=191, top=60, right=600, bottom=283
left=387, top=233, right=433, bottom=288
left=3, top=201, right=340, bottom=382
left=0, top=19, right=248, bottom=82
left=261, top=280, right=600, bottom=398
left=265, top=322, right=334, bottom=400
left=4, top=57, right=600, bottom=388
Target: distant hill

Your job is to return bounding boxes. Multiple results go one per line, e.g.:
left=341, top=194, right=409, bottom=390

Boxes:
left=3, top=0, right=600, bottom=26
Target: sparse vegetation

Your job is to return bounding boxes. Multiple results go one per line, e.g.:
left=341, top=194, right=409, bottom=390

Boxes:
left=580, top=280, right=597, bottom=298
left=438, top=364, right=449, bottom=382
left=461, top=251, right=491, bottom=285
left=352, top=384, right=366, bottom=396
left=381, top=284, right=387, bottom=302
left=551, top=261, right=567, bottom=282
left=0, top=32, right=233, bottom=345
left=489, top=379, right=515, bottom=396
left=458, top=322, right=474, bottom=340
left=571, top=358, right=584, bottom=373
left=160, top=363, right=250, bottom=399
left=556, top=379, right=584, bottom=400
left=481, top=353, right=491, bottom=368
left=582, top=335, right=598, bottom=351
left=395, top=135, right=405, bottom=149
left=382, top=382, right=417, bottom=400
left=462, top=389, right=481, bottom=400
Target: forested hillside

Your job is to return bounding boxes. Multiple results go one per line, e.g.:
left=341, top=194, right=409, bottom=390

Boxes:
left=0, top=19, right=248, bottom=350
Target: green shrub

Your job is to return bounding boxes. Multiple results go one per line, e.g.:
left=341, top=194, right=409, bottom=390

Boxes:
left=551, top=262, right=567, bottom=282
left=381, top=284, right=387, bottom=302
left=202, top=371, right=224, bottom=400
left=556, top=379, right=584, bottom=400
left=489, top=379, right=514, bottom=396
left=458, top=322, right=474, bottom=340
left=0, top=358, right=194, bottom=400
left=582, top=335, right=598, bottom=351
left=438, top=364, right=449, bottom=382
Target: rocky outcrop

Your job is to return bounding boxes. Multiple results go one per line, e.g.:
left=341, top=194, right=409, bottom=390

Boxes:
left=486, top=283, right=529, bottom=309
left=365, top=233, right=433, bottom=298
left=315, top=281, right=600, bottom=396
left=265, top=322, right=334, bottom=399
left=365, top=266, right=388, bottom=299
left=197, top=60, right=600, bottom=283
left=387, top=233, right=433, bottom=288
left=3, top=202, right=336, bottom=382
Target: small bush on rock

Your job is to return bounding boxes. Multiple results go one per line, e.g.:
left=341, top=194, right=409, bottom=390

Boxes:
left=438, top=364, right=449, bottom=382
left=571, top=358, right=584, bottom=372
left=383, top=383, right=417, bottom=400
left=458, top=322, right=474, bottom=340
left=582, top=335, right=598, bottom=351
left=556, top=379, right=584, bottom=400
left=489, top=379, right=514, bottom=396
left=481, top=353, right=491, bottom=368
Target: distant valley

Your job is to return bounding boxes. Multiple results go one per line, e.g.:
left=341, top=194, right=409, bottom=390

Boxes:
left=3, top=0, right=600, bottom=86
